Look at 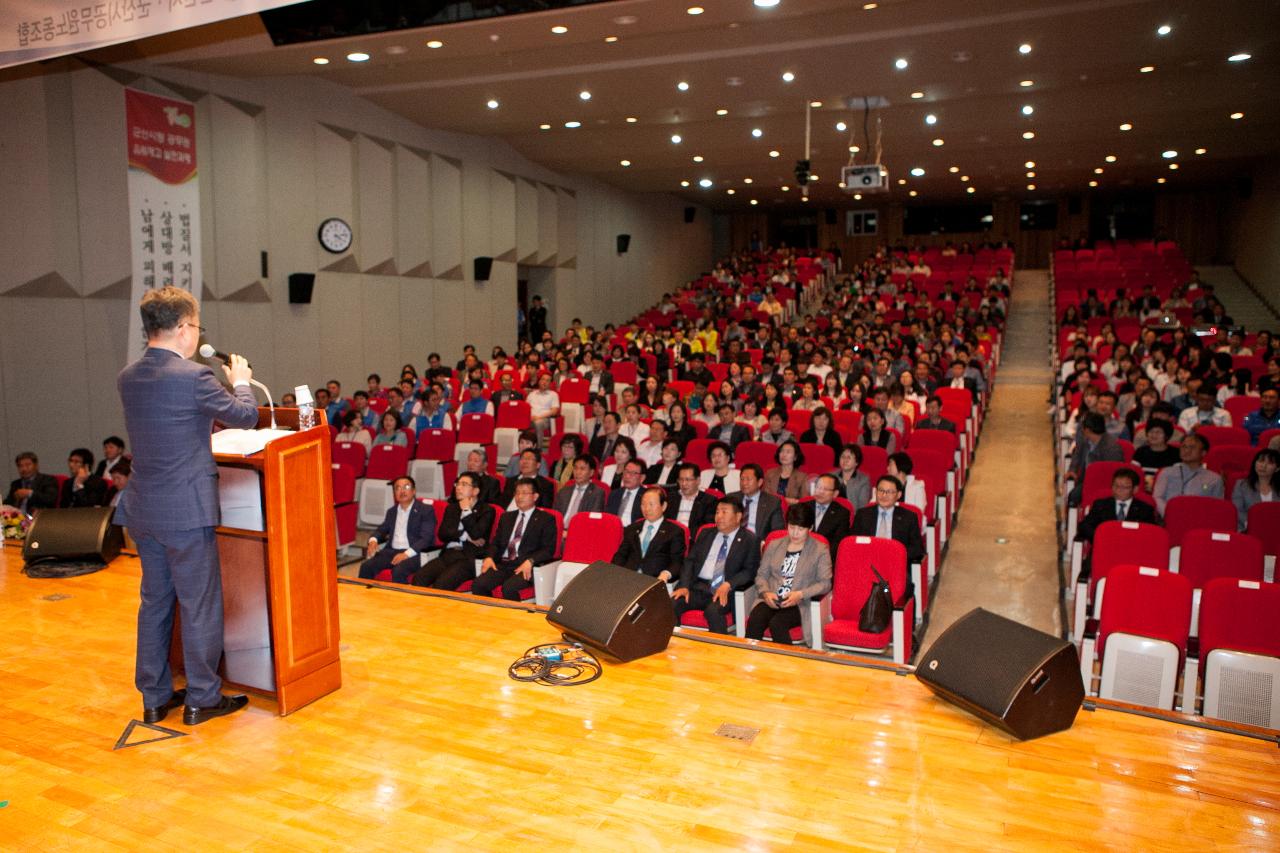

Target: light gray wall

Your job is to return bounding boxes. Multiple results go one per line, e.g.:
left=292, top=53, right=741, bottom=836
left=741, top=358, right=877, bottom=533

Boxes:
left=0, top=59, right=711, bottom=471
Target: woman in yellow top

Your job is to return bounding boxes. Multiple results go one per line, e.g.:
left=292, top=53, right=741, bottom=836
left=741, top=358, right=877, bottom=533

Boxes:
left=695, top=319, right=719, bottom=358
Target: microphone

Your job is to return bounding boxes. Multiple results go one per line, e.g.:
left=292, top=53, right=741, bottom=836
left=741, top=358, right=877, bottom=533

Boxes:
left=198, top=345, right=275, bottom=430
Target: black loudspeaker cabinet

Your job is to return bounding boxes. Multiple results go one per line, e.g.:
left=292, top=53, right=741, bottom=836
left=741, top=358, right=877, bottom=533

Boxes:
left=22, top=506, right=123, bottom=565
left=546, top=561, right=675, bottom=662
left=683, top=206, right=696, bottom=223
left=473, top=256, right=494, bottom=281
left=616, top=234, right=631, bottom=254
left=288, top=272, right=315, bottom=304
left=915, top=608, right=1084, bottom=740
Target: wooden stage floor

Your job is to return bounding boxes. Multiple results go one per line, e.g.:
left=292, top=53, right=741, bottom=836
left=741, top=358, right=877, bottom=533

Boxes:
left=1, top=545, right=1276, bottom=851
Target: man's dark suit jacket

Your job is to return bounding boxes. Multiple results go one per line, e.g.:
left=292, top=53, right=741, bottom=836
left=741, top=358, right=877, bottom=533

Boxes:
left=729, top=489, right=785, bottom=539
left=5, top=473, right=59, bottom=511
left=553, top=480, right=607, bottom=516
left=435, top=500, right=495, bottom=558
left=584, top=369, right=615, bottom=395
left=605, top=485, right=645, bottom=524
left=915, top=416, right=957, bottom=433
left=486, top=507, right=557, bottom=566
left=708, top=422, right=754, bottom=451
left=1075, top=497, right=1160, bottom=543
left=678, top=525, right=761, bottom=592
left=116, top=347, right=259, bottom=531
left=613, top=517, right=686, bottom=579
left=665, top=489, right=718, bottom=532
left=372, top=500, right=437, bottom=554
left=60, top=476, right=108, bottom=508
left=811, top=500, right=852, bottom=559
left=645, top=463, right=679, bottom=487
left=500, top=475, right=555, bottom=509
left=680, top=365, right=715, bottom=387
left=474, top=472, right=503, bottom=507
left=588, top=432, right=619, bottom=462
left=799, top=427, right=844, bottom=454
left=945, top=377, right=978, bottom=397
left=851, top=504, right=926, bottom=565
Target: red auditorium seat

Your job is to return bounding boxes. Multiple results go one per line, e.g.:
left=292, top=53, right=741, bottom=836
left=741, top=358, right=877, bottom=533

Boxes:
left=1194, top=426, right=1251, bottom=448
left=332, top=463, right=358, bottom=552
left=332, top=441, right=367, bottom=477
left=1073, top=520, right=1169, bottom=641
left=1162, top=496, right=1237, bottom=569
left=1191, top=578, right=1280, bottom=726
left=457, top=412, right=496, bottom=444
left=815, top=535, right=914, bottom=664
left=734, top=441, right=777, bottom=471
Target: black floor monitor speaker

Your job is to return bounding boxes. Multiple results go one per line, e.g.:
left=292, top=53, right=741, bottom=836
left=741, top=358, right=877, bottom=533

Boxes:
left=474, top=256, right=493, bottom=281
left=915, top=608, right=1083, bottom=740
left=546, top=561, right=675, bottom=662
left=288, top=272, right=315, bottom=304
left=22, top=506, right=123, bottom=565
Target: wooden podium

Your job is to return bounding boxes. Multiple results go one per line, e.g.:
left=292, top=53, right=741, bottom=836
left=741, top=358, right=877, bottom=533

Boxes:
left=177, top=406, right=341, bottom=715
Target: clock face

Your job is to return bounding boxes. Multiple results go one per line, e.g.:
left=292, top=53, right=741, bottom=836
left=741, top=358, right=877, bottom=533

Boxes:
left=318, top=217, right=353, bottom=254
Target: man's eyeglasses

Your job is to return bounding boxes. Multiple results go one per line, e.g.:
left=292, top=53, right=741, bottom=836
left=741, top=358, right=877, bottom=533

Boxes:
left=179, top=322, right=207, bottom=334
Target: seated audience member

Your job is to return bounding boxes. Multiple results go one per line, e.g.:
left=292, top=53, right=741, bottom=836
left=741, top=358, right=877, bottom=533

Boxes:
left=700, top=441, right=740, bottom=494
left=871, top=388, right=905, bottom=433
left=392, top=382, right=417, bottom=424
left=709, top=403, right=752, bottom=450
left=809, top=473, right=851, bottom=559
left=526, top=371, right=561, bottom=447
left=886, top=452, right=926, bottom=515
left=833, top=444, right=872, bottom=509
left=858, top=408, right=897, bottom=454
left=321, top=380, right=348, bottom=424
left=550, top=434, right=583, bottom=485
left=491, top=371, right=524, bottom=406
left=473, top=479, right=558, bottom=601
left=619, top=403, right=651, bottom=445
left=351, top=391, right=376, bottom=428
left=738, top=397, right=767, bottom=436
left=500, top=449, right=554, bottom=509
left=604, top=459, right=647, bottom=524
left=5, top=452, right=58, bottom=513
left=108, top=459, right=132, bottom=508
left=588, top=411, right=623, bottom=461
left=335, top=410, right=371, bottom=454
left=1064, top=413, right=1124, bottom=505
left=759, top=407, right=794, bottom=445
left=665, top=401, right=697, bottom=452
left=1243, top=388, right=1280, bottom=445
left=1151, top=432, right=1224, bottom=515
left=1131, top=420, right=1179, bottom=489
left=671, top=495, right=761, bottom=635
left=799, top=406, right=843, bottom=454
left=1177, top=385, right=1232, bottom=433
left=730, top=463, right=785, bottom=539
left=915, top=396, right=956, bottom=433
left=637, top=419, right=669, bottom=467
left=1232, top=448, right=1280, bottom=531
left=504, top=430, right=549, bottom=478
left=372, top=411, right=408, bottom=447
left=1075, top=469, right=1160, bottom=544
left=412, top=384, right=454, bottom=432
left=281, top=392, right=297, bottom=407
left=459, top=378, right=494, bottom=417
left=764, top=440, right=809, bottom=501
left=358, top=476, right=437, bottom=584
left=644, top=437, right=683, bottom=488
left=94, top=436, right=128, bottom=478
left=61, top=447, right=108, bottom=508
left=667, top=462, right=718, bottom=532
left=600, top=436, right=639, bottom=489
left=412, top=472, right=496, bottom=590
left=462, top=449, right=502, bottom=506
left=850, top=475, right=926, bottom=566
left=583, top=353, right=614, bottom=395
left=613, top=487, right=686, bottom=582
left=554, top=454, right=606, bottom=524
left=746, top=502, right=833, bottom=646
left=944, top=360, right=978, bottom=395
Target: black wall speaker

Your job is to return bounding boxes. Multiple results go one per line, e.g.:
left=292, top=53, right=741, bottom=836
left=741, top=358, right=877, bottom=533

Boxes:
left=288, top=272, right=315, bottom=304
left=474, top=256, right=494, bottom=281
left=915, top=608, right=1083, bottom=740
left=683, top=206, right=696, bottom=224
left=616, top=234, right=631, bottom=254
left=546, top=562, right=675, bottom=661
left=23, top=506, right=123, bottom=565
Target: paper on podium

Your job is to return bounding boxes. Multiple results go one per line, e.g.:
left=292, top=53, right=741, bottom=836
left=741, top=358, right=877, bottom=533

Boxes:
left=211, top=428, right=295, bottom=457
left=219, top=466, right=264, bottom=531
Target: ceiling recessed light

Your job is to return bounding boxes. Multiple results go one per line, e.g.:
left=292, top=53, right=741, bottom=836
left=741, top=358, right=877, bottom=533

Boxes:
left=897, top=178, right=907, bottom=185
left=849, top=145, right=860, bottom=153
left=313, top=57, right=329, bottom=65
left=1230, top=111, right=1244, bottom=120
left=810, top=175, right=819, bottom=181
left=1139, top=65, right=1155, bottom=73
left=426, top=40, right=444, bottom=49
left=961, top=175, right=970, bottom=182
left=564, top=120, right=581, bottom=128
left=1162, top=149, right=1178, bottom=159
left=1228, top=53, right=1251, bottom=63
left=911, top=91, right=925, bottom=99
left=486, top=99, right=500, bottom=109
left=625, top=116, right=638, bottom=123
left=1023, top=161, right=1035, bottom=168
left=1195, top=147, right=1206, bottom=155
left=620, top=159, right=631, bottom=167
left=698, top=178, right=713, bottom=188
left=727, top=188, right=736, bottom=195
left=782, top=71, right=796, bottom=82
left=1157, top=24, right=1172, bottom=36
left=680, top=180, right=690, bottom=187
left=894, top=58, right=909, bottom=70
left=1169, top=163, right=1179, bottom=170
left=686, top=6, right=704, bottom=15
left=615, top=14, right=638, bottom=24
left=809, top=100, right=823, bottom=108
left=579, top=90, right=591, bottom=100
left=1158, top=177, right=1167, bottom=184
left=346, top=52, right=370, bottom=62
left=677, top=81, right=690, bottom=92
left=1023, top=131, right=1035, bottom=139
left=1089, top=180, right=1098, bottom=187
left=1018, top=43, right=1032, bottom=55
left=909, top=190, right=918, bottom=197
left=925, top=114, right=938, bottom=125
left=1021, top=105, right=1034, bottom=115
left=836, top=121, right=847, bottom=132
left=751, top=128, right=763, bottom=138
left=966, top=186, right=975, bottom=193
left=671, top=134, right=682, bottom=144
left=538, top=123, right=551, bottom=130
left=863, top=2, right=878, bottom=8
left=744, top=178, right=753, bottom=184
left=949, top=166, right=960, bottom=173
left=1119, top=122, right=1133, bottom=131
left=750, top=198, right=759, bottom=206
left=781, top=185, right=790, bottom=191
left=854, top=193, right=863, bottom=200
left=1105, top=155, right=1117, bottom=162
left=910, top=167, right=925, bottom=177
left=769, top=150, right=780, bottom=158
left=1095, top=167, right=1104, bottom=174
left=385, top=45, right=407, bottom=55
left=1026, top=171, right=1036, bottom=178
left=715, top=108, right=729, bottom=116
left=604, top=35, right=618, bottom=43
left=551, top=25, right=568, bottom=34
left=693, top=155, right=704, bottom=162
left=1020, top=79, right=1034, bottom=87
left=932, top=138, right=944, bottom=146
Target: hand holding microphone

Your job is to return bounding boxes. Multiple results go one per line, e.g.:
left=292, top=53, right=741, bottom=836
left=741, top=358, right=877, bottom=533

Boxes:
left=199, top=344, right=252, bottom=385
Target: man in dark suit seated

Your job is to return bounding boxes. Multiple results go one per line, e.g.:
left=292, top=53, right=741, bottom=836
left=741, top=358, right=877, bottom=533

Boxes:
left=583, top=352, right=614, bottom=396
left=60, top=447, right=109, bottom=508
left=1065, top=413, right=1125, bottom=506
left=463, top=449, right=502, bottom=506
left=943, top=361, right=978, bottom=396
left=413, top=472, right=495, bottom=590
left=729, top=463, right=784, bottom=539
left=666, top=462, right=717, bottom=532
left=850, top=475, right=926, bottom=566
left=359, top=476, right=438, bottom=584
left=914, top=395, right=956, bottom=433
left=708, top=403, right=753, bottom=451
left=605, top=459, right=647, bottom=524
left=671, top=495, right=760, bottom=634
left=1075, top=468, right=1159, bottom=544
left=554, top=454, right=607, bottom=524
left=473, top=478, right=558, bottom=600
left=499, top=448, right=555, bottom=509
left=809, top=473, right=851, bottom=559
left=6, top=451, right=58, bottom=513
left=588, top=411, right=623, bottom=462
left=613, top=487, right=686, bottom=582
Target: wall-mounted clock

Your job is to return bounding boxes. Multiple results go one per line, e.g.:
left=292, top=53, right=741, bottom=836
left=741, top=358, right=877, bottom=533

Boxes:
left=318, top=217, right=353, bottom=254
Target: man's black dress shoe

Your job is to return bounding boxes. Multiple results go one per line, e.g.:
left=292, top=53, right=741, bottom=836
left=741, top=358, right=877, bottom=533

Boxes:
left=143, top=689, right=187, bottom=724
left=183, top=694, right=249, bottom=726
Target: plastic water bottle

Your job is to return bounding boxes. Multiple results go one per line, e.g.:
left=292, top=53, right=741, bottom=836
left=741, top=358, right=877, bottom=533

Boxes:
left=298, top=402, right=316, bottom=431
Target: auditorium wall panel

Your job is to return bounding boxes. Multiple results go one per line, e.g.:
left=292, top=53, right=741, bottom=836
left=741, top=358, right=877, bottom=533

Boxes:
left=356, top=134, right=395, bottom=274
left=1230, top=160, right=1280, bottom=303
left=209, top=95, right=268, bottom=299
left=71, top=65, right=129, bottom=297
left=395, top=147, right=432, bottom=277
left=0, top=74, right=59, bottom=295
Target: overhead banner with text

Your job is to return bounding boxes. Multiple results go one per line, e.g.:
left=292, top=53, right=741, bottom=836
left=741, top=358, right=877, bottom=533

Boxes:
left=1, top=1, right=307, bottom=70
left=126, top=87, right=199, bottom=363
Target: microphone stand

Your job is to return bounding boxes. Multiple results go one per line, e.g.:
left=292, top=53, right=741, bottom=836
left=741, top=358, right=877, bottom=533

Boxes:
left=249, top=379, right=277, bottom=430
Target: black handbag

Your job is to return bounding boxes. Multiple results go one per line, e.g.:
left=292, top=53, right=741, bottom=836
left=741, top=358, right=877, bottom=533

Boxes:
left=858, top=565, right=893, bottom=633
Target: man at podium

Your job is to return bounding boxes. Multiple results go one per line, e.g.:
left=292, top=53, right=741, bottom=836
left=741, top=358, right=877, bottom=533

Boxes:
left=117, top=286, right=260, bottom=726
